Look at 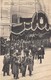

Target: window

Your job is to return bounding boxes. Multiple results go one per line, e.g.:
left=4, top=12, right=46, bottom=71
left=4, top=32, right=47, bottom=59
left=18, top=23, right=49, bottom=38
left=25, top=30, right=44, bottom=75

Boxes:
left=12, top=14, right=17, bottom=23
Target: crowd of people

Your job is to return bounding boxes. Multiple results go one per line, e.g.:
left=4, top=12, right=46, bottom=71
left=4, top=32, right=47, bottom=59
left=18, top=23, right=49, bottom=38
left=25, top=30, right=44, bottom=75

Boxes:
left=2, top=39, right=45, bottom=79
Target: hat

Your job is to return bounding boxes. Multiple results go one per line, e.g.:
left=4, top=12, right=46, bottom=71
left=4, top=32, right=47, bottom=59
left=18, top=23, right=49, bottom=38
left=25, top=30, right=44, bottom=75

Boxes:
left=16, top=50, right=18, bottom=53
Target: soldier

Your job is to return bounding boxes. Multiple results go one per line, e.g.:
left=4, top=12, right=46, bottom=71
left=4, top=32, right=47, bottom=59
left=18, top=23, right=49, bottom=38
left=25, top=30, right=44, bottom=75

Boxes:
left=12, top=56, right=19, bottom=79
left=12, top=50, right=20, bottom=79
left=2, top=53, right=10, bottom=76
left=24, top=48, right=29, bottom=57
left=24, top=50, right=34, bottom=76
left=31, top=45, right=37, bottom=60
left=38, top=47, right=42, bottom=63
left=21, top=57, right=27, bottom=77
left=41, top=45, right=45, bottom=59
left=10, top=52, right=16, bottom=73
left=28, top=54, right=34, bottom=76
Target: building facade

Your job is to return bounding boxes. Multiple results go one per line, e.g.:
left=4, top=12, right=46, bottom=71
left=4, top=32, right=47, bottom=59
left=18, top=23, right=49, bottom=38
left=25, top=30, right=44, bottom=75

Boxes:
left=0, top=0, right=51, bottom=39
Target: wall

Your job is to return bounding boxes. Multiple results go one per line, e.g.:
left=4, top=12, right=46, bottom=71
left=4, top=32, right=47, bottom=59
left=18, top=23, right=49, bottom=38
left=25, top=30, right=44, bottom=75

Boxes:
left=0, top=0, right=51, bottom=38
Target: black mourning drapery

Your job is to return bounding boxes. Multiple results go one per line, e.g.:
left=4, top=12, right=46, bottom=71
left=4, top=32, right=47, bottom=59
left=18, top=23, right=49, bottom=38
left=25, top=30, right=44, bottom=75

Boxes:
left=20, top=17, right=32, bottom=23
left=11, top=23, right=24, bottom=34
left=11, top=11, right=50, bottom=37
left=32, top=11, right=49, bottom=30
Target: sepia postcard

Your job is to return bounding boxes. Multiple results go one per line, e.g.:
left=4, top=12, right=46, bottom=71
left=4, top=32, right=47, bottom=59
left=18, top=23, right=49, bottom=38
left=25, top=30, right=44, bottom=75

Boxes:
left=0, top=0, right=51, bottom=80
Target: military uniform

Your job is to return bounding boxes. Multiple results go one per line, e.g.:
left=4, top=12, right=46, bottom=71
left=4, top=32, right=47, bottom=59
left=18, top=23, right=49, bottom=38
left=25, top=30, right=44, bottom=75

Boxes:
left=2, top=54, right=10, bottom=76
left=12, top=56, right=20, bottom=79
left=31, top=45, right=37, bottom=60
left=38, top=47, right=42, bottom=63
left=41, top=45, right=45, bottom=59
left=21, top=57, right=27, bottom=77
left=27, top=55, right=34, bottom=76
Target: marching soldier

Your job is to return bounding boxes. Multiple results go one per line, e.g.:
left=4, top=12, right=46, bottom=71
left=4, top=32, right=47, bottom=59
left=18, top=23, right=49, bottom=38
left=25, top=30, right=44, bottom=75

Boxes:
left=12, top=52, right=20, bottom=79
left=31, top=45, right=37, bottom=60
left=28, top=54, right=34, bottom=76
left=21, top=57, right=27, bottom=77
left=25, top=51, right=34, bottom=76
left=2, top=53, right=10, bottom=76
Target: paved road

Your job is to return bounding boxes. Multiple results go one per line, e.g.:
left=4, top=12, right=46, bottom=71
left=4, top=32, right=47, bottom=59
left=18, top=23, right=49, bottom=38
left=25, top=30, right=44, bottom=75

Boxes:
left=0, top=48, right=51, bottom=80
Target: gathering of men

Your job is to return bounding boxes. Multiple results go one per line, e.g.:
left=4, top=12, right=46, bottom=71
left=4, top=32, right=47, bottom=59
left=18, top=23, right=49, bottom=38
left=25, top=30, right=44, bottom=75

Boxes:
left=2, top=39, right=45, bottom=79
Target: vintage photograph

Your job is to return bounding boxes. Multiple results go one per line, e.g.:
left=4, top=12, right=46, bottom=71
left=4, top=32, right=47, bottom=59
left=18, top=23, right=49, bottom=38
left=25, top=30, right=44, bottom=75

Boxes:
left=0, top=0, right=51, bottom=80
